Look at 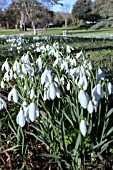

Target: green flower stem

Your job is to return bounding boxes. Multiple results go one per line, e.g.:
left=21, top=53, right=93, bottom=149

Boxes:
left=6, top=108, right=17, bottom=132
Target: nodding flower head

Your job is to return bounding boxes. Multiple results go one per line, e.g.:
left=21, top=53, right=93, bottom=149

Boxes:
left=79, top=119, right=87, bottom=137
left=78, top=90, right=89, bottom=109
left=16, top=108, right=25, bottom=127
left=1, top=79, right=5, bottom=89
left=30, top=88, right=35, bottom=100
left=28, top=102, right=36, bottom=122
left=49, top=83, right=56, bottom=100
left=87, top=100, right=94, bottom=114
left=8, top=87, right=18, bottom=103
left=0, top=97, right=7, bottom=110
left=2, top=60, right=10, bottom=72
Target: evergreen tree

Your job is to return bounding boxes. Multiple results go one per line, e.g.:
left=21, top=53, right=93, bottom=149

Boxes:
left=72, top=0, right=92, bottom=21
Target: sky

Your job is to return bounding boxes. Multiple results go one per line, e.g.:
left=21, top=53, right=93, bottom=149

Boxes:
left=52, top=0, right=95, bottom=13
left=52, top=0, right=75, bottom=13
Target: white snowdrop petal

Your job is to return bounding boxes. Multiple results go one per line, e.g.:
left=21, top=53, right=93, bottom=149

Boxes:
left=70, top=68, right=77, bottom=76
left=17, top=109, right=25, bottom=127
left=36, top=107, right=39, bottom=117
left=44, top=90, right=47, bottom=101
left=30, top=89, right=35, bottom=100
left=83, top=76, right=88, bottom=91
left=41, top=69, right=48, bottom=85
left=78, top=90, right=89, bottom=109
left=13, top=88, right=18, bottom=103
left=67, top=82, right=70, bottom=91
left=56, top=88, right=60, bottom=98
left=2, top=61, right=10, bottom=72
left=47, top=72, right=52, bottom=83
left=79, top=120, right=87, bottom=136
left=92, top=86, right=100, bottom=103
left=96, top=84, right=104, bottom=98
left=8, top=91, right=12, bottom=102
left=87, top=100, right=94, bottom=114
left=49, top=83, right=56, bottom=100
left=28, top=103, right=36, bottom=122
left=1, top=80, right=5, bottom=89
left=107, top=82, right=112, bottom=95
left=96, top=69, right=105, bottom=84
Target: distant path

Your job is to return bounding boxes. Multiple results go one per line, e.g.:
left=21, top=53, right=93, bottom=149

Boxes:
left=19, top=28, right=44, bottom=36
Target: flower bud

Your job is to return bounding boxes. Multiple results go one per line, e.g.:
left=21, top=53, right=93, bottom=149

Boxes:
left=79, top=120, right=87, bottom=137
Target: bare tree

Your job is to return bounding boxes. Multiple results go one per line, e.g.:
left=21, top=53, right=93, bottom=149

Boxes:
left=61, top=3, right=70, bottom=27
left=12, top=0, right=61, bottom=34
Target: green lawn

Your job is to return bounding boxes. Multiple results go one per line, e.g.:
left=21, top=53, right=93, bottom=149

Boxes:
left=42, top=27, right=113, bottom=39
left=0, top=29, right=32, bottom=35
left=1, top=28, right=113, bottom=39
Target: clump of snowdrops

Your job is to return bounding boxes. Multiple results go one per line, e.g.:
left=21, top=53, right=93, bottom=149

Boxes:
left=0, top=40, right=113, bottom=169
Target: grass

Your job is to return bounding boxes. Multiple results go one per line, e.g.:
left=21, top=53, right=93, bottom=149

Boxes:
left=0, top=29, right=32, bottom=35
left=1, top=27, right=113, bottom=39
left=41, top=27, right=113, bottom=38
left=0, top=27, right=113, bottom=64
left=0, top=30, right=113, bottom=169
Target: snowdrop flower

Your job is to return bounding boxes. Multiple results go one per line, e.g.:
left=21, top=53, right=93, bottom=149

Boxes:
left=30, top=88, right=35, bottom=100
left=8, top=87, right=18, bottom=103
left=87, top=62, right=92, bottom=70
left=0, top=98, right=7, bottom=110
left=96, top=83, right=104, bottom=98
left=22, top=64, right=34, bottom=76
left=70, top=58, right=77, bottom=66
left=41, top=69, right=49, bottom=85
left=96, top=68, right=105, bottom=84
left=67, top=82, right=70, bottom=91
left=79, top=119, right=87, bottom=137
left=22, top=64, right=27, bottom=74
left=76, top=51, right=84, bottom=60
left=22, top=101, right=29, bottom=117
left=53, top=58, right=59, bottom=67
left=66, top=45, right=74, bottom=53
left=78, top=90, right=89, bottom=109
left=1, top=79, right=5, bottom=89
left=13, top=60, right=20, bottom=73
left=77, top=76, right=84, bottom=88
left=48, top=48, right=55, bottom=56
left=16, top=108, right=25, bottom=127
left=36, top=57, right=42, bottom=71
left=21, top=53, right=30, bottom=64
left=70, top=68, right=77, bottom=76
left=47, top=88, right=51, bottom=100
left=80, top=65, right=85, bottom=75
left=47, top=71, right=52, bottom=83
left=56, top=88, right=60, bottom=98
left=36, top=106, right=39, bottom=117
left=60, top=76, right=65, bottom=85
left=82, top=75, right=88, bottom=91
left=61, top=61, right=69, bottom=72
left=54, top=76, right=60, bottom=85
left=3, top=72, right=10, bottom=81
left=9, top=69, right=13, bottom=79
left=107, top=82, right=112, bottom=95
left=2, top=60, right=10, bottom=72
left=87, top=100, right=94, bottom=114
left=43, top=90, right=47, bottom=101
left=28, top=102, right=36, bottom=122
left=92, top=86, right=100, bottom=105
left=49, top=83, right=56, bottom=100
left=13, top=73, right=17, bottom=79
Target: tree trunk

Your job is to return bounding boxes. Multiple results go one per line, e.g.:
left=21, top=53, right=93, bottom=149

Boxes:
left=6, top=21, right=9, bottom=29
left=32, top=21, right=36, bottom=35
left=65, top=17, right=67, bottom=27
left=20, top=4, right=26, bottom=31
